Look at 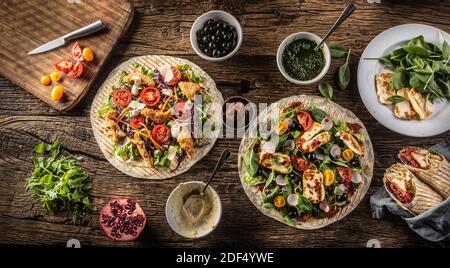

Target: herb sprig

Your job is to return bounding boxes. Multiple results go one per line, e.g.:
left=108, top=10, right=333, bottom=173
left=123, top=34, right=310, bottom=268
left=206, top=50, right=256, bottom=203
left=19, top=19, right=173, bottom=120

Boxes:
left=26, top=140, right=94, bottom=224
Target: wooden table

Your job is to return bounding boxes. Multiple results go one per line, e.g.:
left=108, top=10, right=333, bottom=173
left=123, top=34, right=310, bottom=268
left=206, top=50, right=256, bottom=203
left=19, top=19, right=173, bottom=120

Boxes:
left=1, top=0, right=449, bottom=248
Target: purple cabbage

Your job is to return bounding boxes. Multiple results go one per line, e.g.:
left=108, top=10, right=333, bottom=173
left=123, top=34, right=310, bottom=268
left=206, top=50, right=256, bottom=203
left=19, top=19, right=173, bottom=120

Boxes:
left=153, top=68, right=171, bottom=89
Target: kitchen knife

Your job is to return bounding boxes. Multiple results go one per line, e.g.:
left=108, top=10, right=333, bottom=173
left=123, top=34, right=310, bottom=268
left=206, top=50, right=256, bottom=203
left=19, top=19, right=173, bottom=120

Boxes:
left=28, top=20, right=106, bottom=55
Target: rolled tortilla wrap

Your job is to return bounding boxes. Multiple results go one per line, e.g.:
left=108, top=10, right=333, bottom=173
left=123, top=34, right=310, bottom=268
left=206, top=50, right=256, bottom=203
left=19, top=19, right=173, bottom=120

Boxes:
left=383, top=164, right=443, bottom=215
left=398, top=147, right=450, bottom=198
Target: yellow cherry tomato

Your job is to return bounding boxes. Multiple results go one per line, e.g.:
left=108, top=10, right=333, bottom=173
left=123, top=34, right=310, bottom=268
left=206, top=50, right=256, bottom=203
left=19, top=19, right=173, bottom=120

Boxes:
left=275, top=119, right=289, bottom=135
left=40, top=75, right=51, bottom=85
left=50, top=71, right=61, bottom=82
left=323, top=169, right=335, bottom=186
left=82, top=47, right=94, bottom=62
left=274, top=196, right=286, bottom=208
left=51, top=85, right=64, bottom=101
left=342, top=149, right=355, bottom=161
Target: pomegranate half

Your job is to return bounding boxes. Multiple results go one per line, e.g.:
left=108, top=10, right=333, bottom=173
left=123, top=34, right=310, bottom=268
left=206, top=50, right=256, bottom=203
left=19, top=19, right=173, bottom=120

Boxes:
left=99, top=198, right=146, bottom=241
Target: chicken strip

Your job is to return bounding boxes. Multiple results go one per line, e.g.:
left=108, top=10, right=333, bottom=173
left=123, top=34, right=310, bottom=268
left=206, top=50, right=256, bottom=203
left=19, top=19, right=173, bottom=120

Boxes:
left=178, top=81, right=201, bottom=100
left=124, top=71, right=156, bottom=87
left=104, top=110, right=126, bottom=144
left=140, top=108, right=172, bottom=123
left=129, top=132, right=154, bottom=168
left=177, top=125, right=194, bottom=158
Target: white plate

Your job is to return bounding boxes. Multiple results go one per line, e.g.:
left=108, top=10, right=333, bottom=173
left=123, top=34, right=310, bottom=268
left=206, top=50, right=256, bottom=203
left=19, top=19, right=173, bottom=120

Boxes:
left=357, top=24, right=450, bottom=137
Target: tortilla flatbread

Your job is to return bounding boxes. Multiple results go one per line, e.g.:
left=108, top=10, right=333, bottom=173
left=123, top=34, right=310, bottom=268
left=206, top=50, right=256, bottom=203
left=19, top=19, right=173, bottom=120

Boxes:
left=90, top=55, right=223, bottom=179
left=238, top=95, right=374, bottom=229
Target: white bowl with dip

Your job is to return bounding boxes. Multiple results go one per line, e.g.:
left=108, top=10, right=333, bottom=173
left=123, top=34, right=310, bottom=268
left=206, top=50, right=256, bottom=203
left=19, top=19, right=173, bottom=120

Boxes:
left=165, top=181, right=222, bottom=239
left=276, top=32, right=331, bottom=85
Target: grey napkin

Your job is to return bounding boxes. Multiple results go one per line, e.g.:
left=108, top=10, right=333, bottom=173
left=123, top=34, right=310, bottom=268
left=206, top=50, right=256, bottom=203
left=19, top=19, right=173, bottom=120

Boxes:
left=370, top=138, right=450, bottom=247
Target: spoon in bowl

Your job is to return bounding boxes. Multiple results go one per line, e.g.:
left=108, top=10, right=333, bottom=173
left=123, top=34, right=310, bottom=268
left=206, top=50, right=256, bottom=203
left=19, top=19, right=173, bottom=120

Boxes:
left=185, top=149, right=232, bottom=199
left=314, top=2, right=356, bottom=51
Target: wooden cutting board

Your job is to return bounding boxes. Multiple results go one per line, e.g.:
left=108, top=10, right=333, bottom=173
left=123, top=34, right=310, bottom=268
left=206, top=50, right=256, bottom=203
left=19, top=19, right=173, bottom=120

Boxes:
left=0, top=0, right=133, bottom=111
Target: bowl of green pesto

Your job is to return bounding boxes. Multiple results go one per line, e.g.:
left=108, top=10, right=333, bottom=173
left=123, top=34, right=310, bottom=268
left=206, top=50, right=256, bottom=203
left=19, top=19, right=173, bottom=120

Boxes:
left=277, top=32, right=331, bottom=85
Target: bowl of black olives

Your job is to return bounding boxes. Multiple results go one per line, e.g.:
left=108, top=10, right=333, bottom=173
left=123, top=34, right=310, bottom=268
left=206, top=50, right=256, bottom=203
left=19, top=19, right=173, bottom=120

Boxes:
left=190, top=10, right=243, bottom=61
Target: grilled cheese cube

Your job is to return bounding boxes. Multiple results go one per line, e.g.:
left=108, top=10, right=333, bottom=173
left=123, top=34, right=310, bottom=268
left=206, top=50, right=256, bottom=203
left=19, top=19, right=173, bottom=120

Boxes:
left=259, top=152, right=292, bottom=174
left=336, top=131, right=364, bottom=156
left=303, top=169, right=325, bottom=204
left=299, top=131, right=331, bottom=153
left=375, top=72, right=395, bottom=104
left=407, top=88, right=434, bottom=120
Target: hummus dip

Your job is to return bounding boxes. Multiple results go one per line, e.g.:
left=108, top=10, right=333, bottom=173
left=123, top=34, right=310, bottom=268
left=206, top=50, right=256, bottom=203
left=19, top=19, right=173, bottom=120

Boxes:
left=166, top=182, right=221, bottom=238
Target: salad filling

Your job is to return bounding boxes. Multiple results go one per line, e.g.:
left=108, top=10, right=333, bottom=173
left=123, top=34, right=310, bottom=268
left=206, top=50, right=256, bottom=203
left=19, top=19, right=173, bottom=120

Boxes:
left=97, top=62, right=214, bottom=170
left=242, top=102, right=366, bottom=223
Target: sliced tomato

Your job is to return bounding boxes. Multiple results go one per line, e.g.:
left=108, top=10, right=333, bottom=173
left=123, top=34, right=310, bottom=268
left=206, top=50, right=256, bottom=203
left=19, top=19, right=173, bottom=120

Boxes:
left=337, top=167, right=353, bottom=183
left=113, top=88, right=132, bottom=107
left=54, top=59, right=73, bottom=74
left=68, top=61, right=84, bottom=79
left=71, top=42, right=84, bottom=61
left=140, top=87, right=161, bottom=107
left=166, top=67, right=182, bottom=86
left=290, top=154, right=312, bottom=172
left=296, top=110, right=313, bottom=131
left=130, top=115, right=145, bottom=129
left=152, top=124, right=171, bottom=145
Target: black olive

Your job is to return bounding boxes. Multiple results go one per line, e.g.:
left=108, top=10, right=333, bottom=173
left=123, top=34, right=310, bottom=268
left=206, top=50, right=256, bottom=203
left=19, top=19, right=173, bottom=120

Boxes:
left=230, top=39, right=237, bottom=49
left=217, top=21, right=227, bottom=29
left=287, top=209, right=298, bottom=218
left=208, top=42, right=217, bottom=49
left=227, top=25, right=235, bottom=32
left=203, top=48, right=211, bottom=56
left=305, top=153, right=316, bottom=162
left=202, top=35, right=211, bottom=43
left=350, top=158, right=360, bottom=167
left=205, top=19, right=215, bottom=27
left=220, top=49, right=228, bottom=56
left=336, top=193, right=348, bottom=202
left=196, top=29, right=204, bottom=38
left=211, top=35, right=217, bottom=42
left=204, top=25, right=214, bottom=34
left=212, top=49, right=221, bottom=57
left=288, top=173, right=296, bottom=179
left=221, top=42, right=230, bottom=50
left=198, top=42, right=206, bottom=50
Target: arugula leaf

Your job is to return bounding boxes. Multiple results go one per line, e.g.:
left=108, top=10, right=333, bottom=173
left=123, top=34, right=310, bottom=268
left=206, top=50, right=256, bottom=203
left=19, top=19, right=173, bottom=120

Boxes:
left=243, top=149, right=260, bottom=177
left=26, top=140, right=93, bottom=224
left=132, top=63, right=154, bottom=78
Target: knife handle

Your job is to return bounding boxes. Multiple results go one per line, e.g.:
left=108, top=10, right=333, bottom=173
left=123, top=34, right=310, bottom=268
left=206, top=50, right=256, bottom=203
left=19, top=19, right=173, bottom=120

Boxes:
left=63, top=20, right=106, bottom=41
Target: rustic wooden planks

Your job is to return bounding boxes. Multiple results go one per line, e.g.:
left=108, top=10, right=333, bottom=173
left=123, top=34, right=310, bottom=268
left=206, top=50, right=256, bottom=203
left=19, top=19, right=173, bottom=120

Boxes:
left=1, top=0, right=449, bottom=247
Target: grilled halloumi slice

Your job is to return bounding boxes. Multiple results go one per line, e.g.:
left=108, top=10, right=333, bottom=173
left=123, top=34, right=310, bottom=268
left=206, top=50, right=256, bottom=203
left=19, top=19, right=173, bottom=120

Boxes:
left=300, top=122, right=323, bottom=142
left=259, top=152, right=292, bottom=174
left=336, top=131, right=364, bottom=156
left=178, top=82, right=201, bottom=101
left=375, top=72, right=395, bottom=104
left=300, top=131, right=331, bottom=153
left=302, top=169, right=325, bottom=204
left=394, top=101, right=416, bottom=120
left=407, top=88, right=434, bottom=120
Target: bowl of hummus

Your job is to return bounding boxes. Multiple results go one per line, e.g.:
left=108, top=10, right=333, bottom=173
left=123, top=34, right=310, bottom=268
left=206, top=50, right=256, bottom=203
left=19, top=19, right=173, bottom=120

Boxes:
left=165, top=181, right=222, bottom=238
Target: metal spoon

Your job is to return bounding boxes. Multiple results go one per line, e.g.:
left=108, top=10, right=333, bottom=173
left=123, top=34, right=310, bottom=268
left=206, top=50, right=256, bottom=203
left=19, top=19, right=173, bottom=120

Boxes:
left=314, top=2, right=356, bottom=51
left=187, top=149, right=232, bottom=198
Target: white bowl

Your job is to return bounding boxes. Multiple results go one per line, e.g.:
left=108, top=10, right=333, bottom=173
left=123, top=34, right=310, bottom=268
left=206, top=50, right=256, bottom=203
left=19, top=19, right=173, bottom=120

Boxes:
left=165, top=181, right=222, bottom=239
left=276, top=32, right=331, bottom=85
left=190, top=10, right=243, bottom=61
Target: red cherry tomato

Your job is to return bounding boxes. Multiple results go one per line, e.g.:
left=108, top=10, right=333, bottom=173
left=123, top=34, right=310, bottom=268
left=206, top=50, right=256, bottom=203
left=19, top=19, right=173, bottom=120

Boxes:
left=166, top=67, right=182, bottom=86
left=140, top=87, right=161, bottom=107
left=71, top=42, right=84, bottom=62
left=337, top=167, right=353, bottom=183
left=67, top=61, right=84, bottom=79
left=152, top=124, right=171, bottom=145
left=113, top=88, right=132, bottom=107
left=54, top=59, right=73, bottom=74
left=296, top=110, right=313, bottom=131
left=130, top=115, right=145, bottom=129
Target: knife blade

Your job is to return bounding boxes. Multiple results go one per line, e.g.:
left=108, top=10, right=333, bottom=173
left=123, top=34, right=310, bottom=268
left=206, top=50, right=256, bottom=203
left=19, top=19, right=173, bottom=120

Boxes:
left=28, top=20, right=106, bottom=55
